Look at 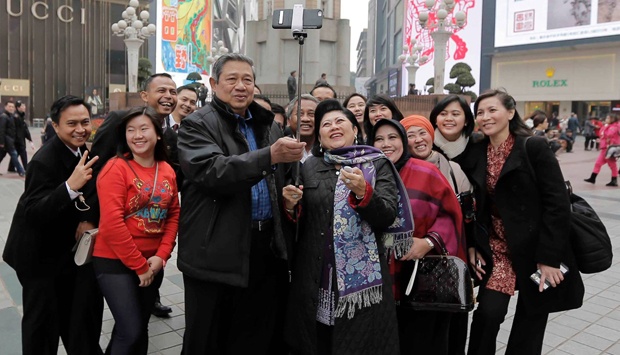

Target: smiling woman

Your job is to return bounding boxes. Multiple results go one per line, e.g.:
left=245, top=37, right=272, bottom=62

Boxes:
left=93, top=106, right=179, bottom=355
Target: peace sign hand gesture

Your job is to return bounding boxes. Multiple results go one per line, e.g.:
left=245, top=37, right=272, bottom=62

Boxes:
left=67, top=151, right=99, bottom=191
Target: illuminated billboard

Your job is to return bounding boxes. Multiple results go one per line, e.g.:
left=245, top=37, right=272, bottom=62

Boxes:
left=495, top=0, right=620, bottom=47
left=155, top=0, right=212, bottom=81
left=403, top=0, right=483, bottom=94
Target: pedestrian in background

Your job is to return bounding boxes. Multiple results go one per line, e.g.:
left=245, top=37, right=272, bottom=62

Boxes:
left=584, top=113, right=620, bottom=186
left=8, top=100, right=34, bottom=173
left=0, top=101, right=26, bottom=176
left=461, top=89, right=584, bottom=355
left=287, top=70, right=297, bottom=102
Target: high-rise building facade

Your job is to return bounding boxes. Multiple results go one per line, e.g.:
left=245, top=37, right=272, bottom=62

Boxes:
left=245, top=0, right=351, bottom=95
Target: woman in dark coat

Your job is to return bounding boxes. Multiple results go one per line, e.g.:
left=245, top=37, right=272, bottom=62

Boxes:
left=461, top=89, right=584, bottom=355
left=283, top=99, right=409, bottom=355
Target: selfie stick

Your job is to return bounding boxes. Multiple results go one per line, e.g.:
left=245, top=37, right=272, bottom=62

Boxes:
left=292, top=4, right=307, bottom=187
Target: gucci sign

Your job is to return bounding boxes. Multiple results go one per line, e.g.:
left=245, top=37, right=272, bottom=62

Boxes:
left=6, top=1, right=86, bottom=24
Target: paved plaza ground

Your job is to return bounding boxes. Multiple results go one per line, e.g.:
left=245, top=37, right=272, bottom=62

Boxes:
left=0, top=130, right=619, bottom=354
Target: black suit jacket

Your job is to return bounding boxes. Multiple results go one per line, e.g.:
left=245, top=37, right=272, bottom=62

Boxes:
left=3, top=136, right=87, bottom=276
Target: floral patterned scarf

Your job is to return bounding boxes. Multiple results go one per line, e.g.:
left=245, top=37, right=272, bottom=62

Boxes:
left=317, top=146, right=414, bottom=323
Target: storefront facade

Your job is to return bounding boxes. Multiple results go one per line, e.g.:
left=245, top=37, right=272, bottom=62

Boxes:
left=480, top=1, right=620, bottom=123
left=0, top=0, right=149, bottom=119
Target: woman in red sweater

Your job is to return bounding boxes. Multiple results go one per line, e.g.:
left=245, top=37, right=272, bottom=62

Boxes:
left=93, top=107, right=179, bottom=354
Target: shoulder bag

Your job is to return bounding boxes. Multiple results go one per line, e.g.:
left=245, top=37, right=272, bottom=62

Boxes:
left=523, top=137, right=613, bottom=274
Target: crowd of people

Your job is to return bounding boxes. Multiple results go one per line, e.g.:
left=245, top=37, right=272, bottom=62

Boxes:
left=1, top=52, right=592, bottom=355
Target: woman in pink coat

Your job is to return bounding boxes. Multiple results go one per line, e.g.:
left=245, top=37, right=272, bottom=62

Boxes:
left=584, top=113, right=620, bottom=186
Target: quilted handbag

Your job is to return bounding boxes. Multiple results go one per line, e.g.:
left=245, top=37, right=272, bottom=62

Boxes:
left=402, top=233, right=475, bottom=312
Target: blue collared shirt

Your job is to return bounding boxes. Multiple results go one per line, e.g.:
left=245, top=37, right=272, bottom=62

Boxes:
left=236, top=112, right=273, bottom=220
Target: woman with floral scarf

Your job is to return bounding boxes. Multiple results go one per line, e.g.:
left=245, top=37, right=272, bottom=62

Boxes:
left=282, top=99, right=413, bottom=355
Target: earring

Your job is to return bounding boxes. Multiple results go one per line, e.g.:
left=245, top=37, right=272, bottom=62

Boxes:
left=354, top=137, right=358, bottom=145
left=319, top=144, right=323, bottom=153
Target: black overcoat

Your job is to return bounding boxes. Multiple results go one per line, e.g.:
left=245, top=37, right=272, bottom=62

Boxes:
left=3, top=136, right=87, bottom=276
left=285, top=156, right=400, bottom=355
left=459, top=135, right=584, bottom=315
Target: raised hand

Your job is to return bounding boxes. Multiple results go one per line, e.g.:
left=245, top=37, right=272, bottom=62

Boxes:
left=66, top=151, right=99, bottom=191
left=270, top=137, right=306, bottom=164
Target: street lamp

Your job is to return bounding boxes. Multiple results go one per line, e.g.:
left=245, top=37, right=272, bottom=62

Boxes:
left=398, top=38, right=428, bottom=95
left=206, top=40, right=230, bottom=74
left=111, top=0, right=156, bottom=92
left=418, top=0, right=466, bottom=94
left=205, top=40, right=229, bottom=101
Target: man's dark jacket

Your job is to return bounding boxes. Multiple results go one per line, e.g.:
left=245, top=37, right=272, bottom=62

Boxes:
left=3, top=136, right=86, bottom=275
left=14, top=111, right=32, bottom=148
left=177, top=96, right=287, bottom=287
left=0, top=112, right=18, bottom=150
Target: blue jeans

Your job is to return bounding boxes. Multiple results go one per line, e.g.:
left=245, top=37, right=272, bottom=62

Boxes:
left=0, top=146, right=25, bottom=174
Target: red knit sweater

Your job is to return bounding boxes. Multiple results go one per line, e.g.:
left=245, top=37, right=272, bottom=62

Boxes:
left=93, top=157, right=180, bottom=275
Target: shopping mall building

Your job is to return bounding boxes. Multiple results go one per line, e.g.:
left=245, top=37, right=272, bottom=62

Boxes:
left=0, top=0, right=144, bottom=119
left=480, top=1, right=620, bottom=122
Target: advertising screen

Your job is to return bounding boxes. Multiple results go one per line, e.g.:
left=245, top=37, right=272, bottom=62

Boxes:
left=155, top=0, right=212, bottom=82
left=495, top=0, right=620, bottom=47
left=403, top=0, right=482, bottom=95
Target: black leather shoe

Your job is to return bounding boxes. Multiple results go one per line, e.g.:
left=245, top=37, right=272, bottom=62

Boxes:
left=152, top=301, right=172, bottom=317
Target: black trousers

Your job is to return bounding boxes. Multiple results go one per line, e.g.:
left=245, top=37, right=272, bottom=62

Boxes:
left=17, top=263, right=103, bottom=355
left=181, top=228, right=289, bottom=355
left=397, top=307, right=467, bottom=355
left=467, top=288, right=549, bottom=355
left=95, top=267, right=163, bottom=355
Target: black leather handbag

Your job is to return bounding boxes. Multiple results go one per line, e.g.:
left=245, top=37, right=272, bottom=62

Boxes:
left=402, top=233, right=475, bottom=312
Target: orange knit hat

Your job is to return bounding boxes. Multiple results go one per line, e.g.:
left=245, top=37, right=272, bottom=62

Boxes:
left=400, top=115, right=434, bottom=141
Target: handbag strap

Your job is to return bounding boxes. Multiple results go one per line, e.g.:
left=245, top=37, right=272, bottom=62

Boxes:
left=405, top=231, right=448, bottom=296
left=123, top=160, right=159, bottom=220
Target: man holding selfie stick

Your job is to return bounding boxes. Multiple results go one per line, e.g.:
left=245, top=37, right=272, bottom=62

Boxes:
left=177, top=52, right=304, bottom=354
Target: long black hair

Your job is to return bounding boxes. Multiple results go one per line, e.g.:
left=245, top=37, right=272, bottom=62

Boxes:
left=474, top=89, right=532, bottom=137
left=312, top=99, right=361, bottom=157
left=363, top=94, right=404, bottom=143
left=116, top=106, right=169, bottom=162
left=429, top=94, right=474, bottom=137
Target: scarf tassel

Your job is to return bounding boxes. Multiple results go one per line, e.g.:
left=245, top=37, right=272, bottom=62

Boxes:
left=335, top=285, right=383, bottom=319
left=384, top=231, right=415, bottom=260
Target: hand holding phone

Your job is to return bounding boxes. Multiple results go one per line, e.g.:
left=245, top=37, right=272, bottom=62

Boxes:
left=530, top=263, right=568, bottom=291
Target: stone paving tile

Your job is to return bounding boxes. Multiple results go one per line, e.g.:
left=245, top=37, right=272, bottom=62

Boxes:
left=605, top=342, right=620, bottom=355
left=160, top=344, right=183, bottom=355
left=162, top=314, right=185, bottom=331
left=149, top=331, right=183, bottom=351
left=148, top=320, right=175, bottom=337
left=543, top=331, right=568, bottom=348
left=545, top=322, right=581, bottom=339
left=572, top=331, right=615, bottom=351
left=584, top=323, right=620, bottom=342
left=558, top=340, right=608, bottom=355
